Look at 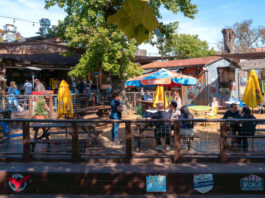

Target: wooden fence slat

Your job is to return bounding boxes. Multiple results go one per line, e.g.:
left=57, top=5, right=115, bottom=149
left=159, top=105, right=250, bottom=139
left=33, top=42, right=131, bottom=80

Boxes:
left=72, top=122, right=81, bottom=162
left=49, top=96, right=54, bottom=118
left=220, top=123, right=228, bottom=163
left=173, top=121, right=182, bottom=163
left=23, top=121, right=31, bottom=162
left=125, top=121, right=132, bottom=163
left=29, top=96, right=33, bottom=118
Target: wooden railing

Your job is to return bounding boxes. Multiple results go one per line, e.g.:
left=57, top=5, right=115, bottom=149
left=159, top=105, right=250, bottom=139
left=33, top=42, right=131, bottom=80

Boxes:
left=0, top=118, right=264, bottom=163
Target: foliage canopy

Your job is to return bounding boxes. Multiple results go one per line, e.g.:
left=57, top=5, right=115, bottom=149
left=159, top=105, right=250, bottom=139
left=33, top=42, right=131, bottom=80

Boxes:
left=45, top=0, right=197, bottom=82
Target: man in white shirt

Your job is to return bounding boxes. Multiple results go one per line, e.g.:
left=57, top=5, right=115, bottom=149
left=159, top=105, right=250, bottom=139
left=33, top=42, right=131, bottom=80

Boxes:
left=34, top=79, right=45, bottom=91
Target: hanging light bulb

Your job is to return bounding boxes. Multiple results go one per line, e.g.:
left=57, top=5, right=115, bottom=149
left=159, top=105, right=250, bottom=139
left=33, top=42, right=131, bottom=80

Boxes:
left=33, top=22, right=35, bottom=27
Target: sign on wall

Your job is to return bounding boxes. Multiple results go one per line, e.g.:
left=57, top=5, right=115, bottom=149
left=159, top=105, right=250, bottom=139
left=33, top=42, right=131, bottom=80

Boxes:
left=146, top=175, right=166, bottom=192
left=241, top=175, right=264, bottom=191
left=193, top=174, right=214, bottom=194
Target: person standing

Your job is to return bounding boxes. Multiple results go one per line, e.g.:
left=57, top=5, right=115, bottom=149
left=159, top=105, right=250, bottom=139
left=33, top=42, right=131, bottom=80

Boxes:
left=110, top=92, right=122, bottom=144
left=170, top=89, right=182, bottom=111
left=34, top=79, right=45, bottom=91
left=23, top=79, right=32, bottom=95
left=78, top=80, right=85, bottom=94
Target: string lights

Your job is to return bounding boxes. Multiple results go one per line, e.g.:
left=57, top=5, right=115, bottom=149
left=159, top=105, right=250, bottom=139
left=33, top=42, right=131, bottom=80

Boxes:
left=0, top=15, right=55, bottom=27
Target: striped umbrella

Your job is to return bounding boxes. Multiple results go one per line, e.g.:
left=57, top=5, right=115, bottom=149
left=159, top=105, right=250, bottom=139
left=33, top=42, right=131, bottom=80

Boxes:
left=126, top=68, right=197, bottom=87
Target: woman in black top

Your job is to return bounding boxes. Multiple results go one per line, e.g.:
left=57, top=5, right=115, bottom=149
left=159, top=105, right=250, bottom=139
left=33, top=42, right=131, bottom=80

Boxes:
left=238, top=107, right=256, bottom=151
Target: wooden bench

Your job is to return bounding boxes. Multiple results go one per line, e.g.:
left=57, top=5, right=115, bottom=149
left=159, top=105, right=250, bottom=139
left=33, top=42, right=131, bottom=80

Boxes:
left=227, top=134, right=265, bottom=152
left=30, top=139, right=91, bottom=153
left=30, top=123, right=100, bottom=152
left=133, top=127, right=199, bottom=151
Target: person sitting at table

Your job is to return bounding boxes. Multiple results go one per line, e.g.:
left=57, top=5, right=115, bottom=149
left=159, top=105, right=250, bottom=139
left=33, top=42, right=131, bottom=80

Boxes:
left=179, top=105, right=194, bottom=150
left=223, top=103, right=240, bottom=149
left=142, top=89, right=153, bottom=101
left=110, top=92, right=122, bottom=145
left=238, top=107, right=256, bottom=151
left=151, top=102, right=171, bottom=152
left=169, top=100, right=180, bottom=119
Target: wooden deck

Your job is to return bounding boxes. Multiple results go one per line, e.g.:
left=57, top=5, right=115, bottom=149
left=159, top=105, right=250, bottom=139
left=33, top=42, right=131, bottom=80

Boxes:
left=0, top=162, right=265, bottom=195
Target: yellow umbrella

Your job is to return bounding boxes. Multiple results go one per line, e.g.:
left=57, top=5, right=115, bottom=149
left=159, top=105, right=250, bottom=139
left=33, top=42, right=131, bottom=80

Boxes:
left=242, top=70, right=263, bottom=108
left=58, top=80, right=74, bottom=118
left=153, top=85, right=168, bottom=108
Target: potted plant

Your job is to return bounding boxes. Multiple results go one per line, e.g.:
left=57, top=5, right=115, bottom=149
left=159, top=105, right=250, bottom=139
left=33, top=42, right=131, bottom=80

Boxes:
left=33, top=98, right=49, bottom=119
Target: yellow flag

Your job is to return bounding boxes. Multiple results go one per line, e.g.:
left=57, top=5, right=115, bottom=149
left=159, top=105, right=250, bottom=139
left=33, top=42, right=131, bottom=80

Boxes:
left=153, top=85, right=168, bottom=108
left=242, top=70, right=263, bottom=108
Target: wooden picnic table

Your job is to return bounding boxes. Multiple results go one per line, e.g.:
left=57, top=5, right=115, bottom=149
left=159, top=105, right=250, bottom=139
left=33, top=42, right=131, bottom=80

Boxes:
left=139, top=100, right=153, bottom=109
left=75, top=105, right=111, bottom=118
left=30, top=122, right=97, bottom=152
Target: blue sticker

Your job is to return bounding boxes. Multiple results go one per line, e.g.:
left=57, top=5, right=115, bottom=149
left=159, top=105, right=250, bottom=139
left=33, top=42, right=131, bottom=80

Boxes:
left=146, top=175, right=166, bottom=192
left=241, top=175, right=264, bottom=191
left=193, top=174, right=214, bottom=194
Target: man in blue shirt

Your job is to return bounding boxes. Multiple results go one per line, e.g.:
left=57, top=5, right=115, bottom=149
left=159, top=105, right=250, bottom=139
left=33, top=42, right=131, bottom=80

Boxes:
left=110, top=92, right=122, bottom=144
left=23, top=79, right=32, bottom=95
left=142, top=89, right=153, bottom=101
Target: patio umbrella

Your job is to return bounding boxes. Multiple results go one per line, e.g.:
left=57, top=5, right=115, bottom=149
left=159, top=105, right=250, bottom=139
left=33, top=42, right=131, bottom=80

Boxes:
left=58, top=80, right=74, bottom=118
left=242, top=70, right=263, bottom=108
left=153, top=85, right=168, bottom=108
left=125, top=68, right=197, bottom=87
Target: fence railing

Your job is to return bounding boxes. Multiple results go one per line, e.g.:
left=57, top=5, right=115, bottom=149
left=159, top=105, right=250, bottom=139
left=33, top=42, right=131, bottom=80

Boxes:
left=0, top=118, right=264, bottom=163
left=0, top=93, right=108, bottom=118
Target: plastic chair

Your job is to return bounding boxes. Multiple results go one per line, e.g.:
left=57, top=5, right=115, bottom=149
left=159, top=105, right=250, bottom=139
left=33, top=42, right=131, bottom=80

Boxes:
left=205, top=107, right=218, bottom=127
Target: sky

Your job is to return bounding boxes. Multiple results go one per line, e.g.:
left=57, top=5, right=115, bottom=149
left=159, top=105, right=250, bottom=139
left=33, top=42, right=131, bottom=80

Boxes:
left=0, top=0, right=264, bottom=55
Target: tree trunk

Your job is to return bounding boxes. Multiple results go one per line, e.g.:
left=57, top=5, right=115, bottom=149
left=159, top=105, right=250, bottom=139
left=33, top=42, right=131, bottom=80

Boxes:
left=111, top=76, right=131, bottom=115
left=222, top=29, right=237, bottom=53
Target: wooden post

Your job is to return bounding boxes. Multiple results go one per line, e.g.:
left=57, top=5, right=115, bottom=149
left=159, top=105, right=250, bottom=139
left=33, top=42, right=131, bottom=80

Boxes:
left=99, top=69, right=103, bottom=89
left=49, top=96, right=54, bottom=118
left=220, top=123, right=228, bottom=163
left=29, top=96, right=33, bottom=118
left=23, top=121, right=31, bottom=162
left=173, top=121, right=182, bottom=163
left=92, top=94, right=96, bottom=106
left=125, top=121, right=132, bottom=164
left=2, top=94, right=6, bottom=109
left=72, top=122, right=81, bottom=162
left=133, top=93, right=136, bottom=107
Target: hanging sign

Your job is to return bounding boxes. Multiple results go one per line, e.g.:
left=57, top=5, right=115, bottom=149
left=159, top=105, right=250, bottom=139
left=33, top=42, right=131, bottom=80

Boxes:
left=146, top=175, right=166, bottom=192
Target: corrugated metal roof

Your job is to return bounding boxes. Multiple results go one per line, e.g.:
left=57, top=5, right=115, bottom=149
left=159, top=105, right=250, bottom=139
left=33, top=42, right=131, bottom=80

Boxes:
left=141, top=56, right=223, bottom=69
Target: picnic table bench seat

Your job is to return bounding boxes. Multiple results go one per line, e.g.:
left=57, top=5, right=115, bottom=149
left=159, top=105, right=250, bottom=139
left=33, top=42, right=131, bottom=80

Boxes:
left=227, top=134, right=265, bottom=152
left=74, top=105, right=111, bottom=118
left=30, top=122, right=102, bottom=152
left=133, top=126, right=199, bottom=151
